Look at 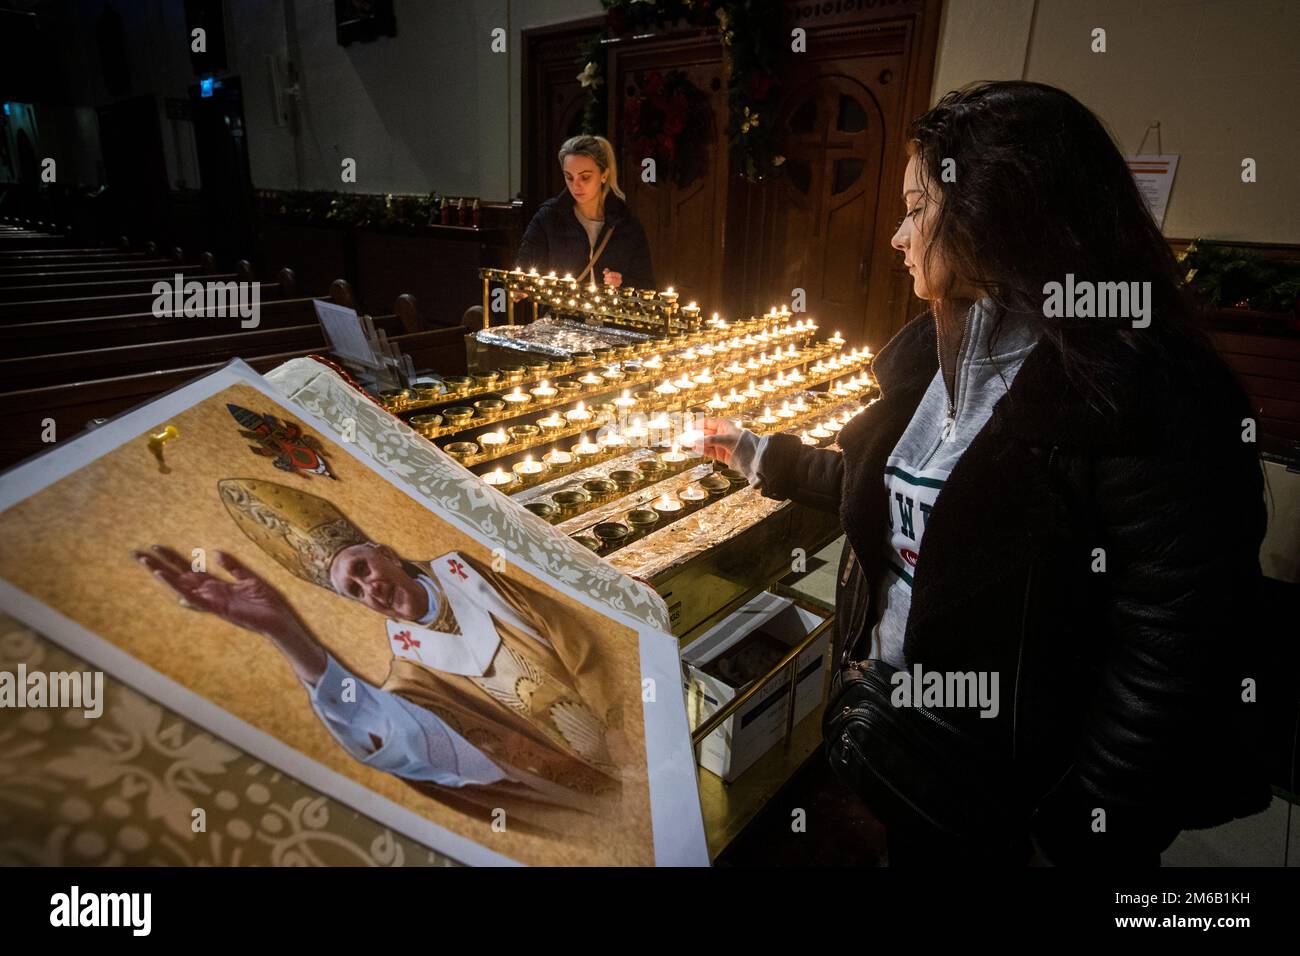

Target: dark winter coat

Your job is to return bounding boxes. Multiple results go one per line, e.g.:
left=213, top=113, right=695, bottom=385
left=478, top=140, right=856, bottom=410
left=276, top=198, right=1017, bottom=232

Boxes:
left=758, top=311, right=1273, bottom=863
left=515, top=188, right=656, bottom=292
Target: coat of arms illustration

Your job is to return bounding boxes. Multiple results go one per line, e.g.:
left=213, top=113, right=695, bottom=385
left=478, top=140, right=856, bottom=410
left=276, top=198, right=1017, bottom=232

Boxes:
left=226, top=404, right=335, bottom=479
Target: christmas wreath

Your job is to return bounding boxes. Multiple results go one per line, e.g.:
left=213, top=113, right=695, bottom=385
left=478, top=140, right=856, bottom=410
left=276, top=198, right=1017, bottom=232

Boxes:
left=624, top=69, right=715, bottom=189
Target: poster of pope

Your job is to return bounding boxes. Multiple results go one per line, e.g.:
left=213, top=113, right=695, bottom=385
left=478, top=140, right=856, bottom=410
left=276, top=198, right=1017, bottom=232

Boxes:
left=0, top=365, right=704, bottom=866
left=134, top=477, right=626, bottom=830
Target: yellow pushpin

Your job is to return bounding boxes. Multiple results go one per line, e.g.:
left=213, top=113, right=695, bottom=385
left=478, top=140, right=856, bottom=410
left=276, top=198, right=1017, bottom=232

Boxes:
left=147, top=424, right=179, bottom=472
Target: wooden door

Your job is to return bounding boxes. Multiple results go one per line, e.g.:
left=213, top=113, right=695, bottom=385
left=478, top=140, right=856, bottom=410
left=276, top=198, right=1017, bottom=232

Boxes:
left=727, top=2, right=941, bottom=351
left=761, top=73, right=886, bottom=339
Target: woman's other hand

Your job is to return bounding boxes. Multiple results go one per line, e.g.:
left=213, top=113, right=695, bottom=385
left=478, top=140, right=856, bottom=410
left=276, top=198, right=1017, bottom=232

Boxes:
left=602, top=268, right=623, bottom=288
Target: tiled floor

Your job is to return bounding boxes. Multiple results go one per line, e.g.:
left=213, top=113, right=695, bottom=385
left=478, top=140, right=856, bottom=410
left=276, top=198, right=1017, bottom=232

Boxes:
left=750, top=535, right=1298, bottom=866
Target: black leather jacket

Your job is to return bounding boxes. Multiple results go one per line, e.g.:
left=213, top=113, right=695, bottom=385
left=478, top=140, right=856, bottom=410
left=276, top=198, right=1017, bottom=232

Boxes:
left=758, top=312, right=1273, bottom=862
left=516, top=189, right=656, bottom=292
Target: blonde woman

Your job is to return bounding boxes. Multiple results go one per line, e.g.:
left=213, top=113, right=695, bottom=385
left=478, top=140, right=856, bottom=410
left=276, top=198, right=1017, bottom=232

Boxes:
left=516, top=134, right=656, bottom=292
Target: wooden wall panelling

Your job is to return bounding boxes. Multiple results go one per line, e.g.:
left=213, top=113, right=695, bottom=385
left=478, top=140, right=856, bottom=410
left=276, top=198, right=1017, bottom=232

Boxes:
left=606, top=33, right=730, bottom=309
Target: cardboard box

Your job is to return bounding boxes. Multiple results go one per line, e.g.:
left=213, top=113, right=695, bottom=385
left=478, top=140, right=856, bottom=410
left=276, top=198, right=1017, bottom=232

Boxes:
left=683, top=591, right=831, bottom=782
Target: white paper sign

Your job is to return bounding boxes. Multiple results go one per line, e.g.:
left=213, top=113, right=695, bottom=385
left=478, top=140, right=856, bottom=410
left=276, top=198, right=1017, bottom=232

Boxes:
left=313, top=298, right=381, bottom=370
left=1126, top=154, right=1180, bottom=228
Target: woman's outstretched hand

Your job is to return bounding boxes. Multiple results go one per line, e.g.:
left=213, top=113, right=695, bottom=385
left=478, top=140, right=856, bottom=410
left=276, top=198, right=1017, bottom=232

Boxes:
left=692, top=417, right=744, bottom=466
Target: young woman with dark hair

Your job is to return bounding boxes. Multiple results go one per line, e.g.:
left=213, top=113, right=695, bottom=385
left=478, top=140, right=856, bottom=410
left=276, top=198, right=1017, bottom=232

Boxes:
left=695, top=81, right=1271, bottom=866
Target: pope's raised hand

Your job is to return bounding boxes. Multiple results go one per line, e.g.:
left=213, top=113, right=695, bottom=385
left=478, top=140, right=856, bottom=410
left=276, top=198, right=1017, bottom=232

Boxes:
left=133, top=545, right=301, bottom=641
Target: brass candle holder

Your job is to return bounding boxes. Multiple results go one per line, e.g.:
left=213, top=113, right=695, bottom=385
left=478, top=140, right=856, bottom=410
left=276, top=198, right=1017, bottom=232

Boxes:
left=625, top=507, right=660, bottom=541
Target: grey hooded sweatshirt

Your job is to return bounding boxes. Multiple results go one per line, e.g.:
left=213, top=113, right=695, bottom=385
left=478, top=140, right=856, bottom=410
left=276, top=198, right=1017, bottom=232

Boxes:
left=733, top=298, right=1041, bottom=667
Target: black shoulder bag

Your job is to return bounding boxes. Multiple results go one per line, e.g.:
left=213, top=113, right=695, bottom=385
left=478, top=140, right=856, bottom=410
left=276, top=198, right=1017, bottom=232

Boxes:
left=823, top=657, right=1021, bottom=843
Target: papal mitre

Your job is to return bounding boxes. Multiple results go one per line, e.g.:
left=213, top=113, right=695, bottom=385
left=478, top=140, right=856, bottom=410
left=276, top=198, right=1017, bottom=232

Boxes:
left=217, top=478, right=367, bottom=588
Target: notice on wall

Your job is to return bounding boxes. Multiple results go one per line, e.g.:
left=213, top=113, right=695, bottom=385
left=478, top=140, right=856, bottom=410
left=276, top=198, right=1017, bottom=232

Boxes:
left=1126, top=154, right=1180, bottom=229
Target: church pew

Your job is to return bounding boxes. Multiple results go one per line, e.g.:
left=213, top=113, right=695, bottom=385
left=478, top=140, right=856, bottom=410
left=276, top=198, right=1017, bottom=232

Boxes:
left=0, top=252, right=217, bottom=285
left=0, top=256, right=178, bottom=275
left=0, top=249, right=144, bottom=263
left=0, top=314, right=407, bottom=389
left=0, top=269, right=237, bottom=303
left=0, top=277, right=353, bottom=356
left=1, top=296, right=338, bottom=355
left=0, top=234, right=75, bottom=250
left=0, top=265, right=289, bottom=324
left=0, top=324, right=465, bottom=470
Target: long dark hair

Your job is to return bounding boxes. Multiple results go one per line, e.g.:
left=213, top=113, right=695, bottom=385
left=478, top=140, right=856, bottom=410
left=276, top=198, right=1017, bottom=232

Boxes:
left=906, top=81, right=1225, bottom=414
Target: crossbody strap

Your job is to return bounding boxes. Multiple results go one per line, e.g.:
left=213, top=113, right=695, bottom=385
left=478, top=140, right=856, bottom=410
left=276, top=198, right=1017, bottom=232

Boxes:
left=576, top=225, right=615, bottom=284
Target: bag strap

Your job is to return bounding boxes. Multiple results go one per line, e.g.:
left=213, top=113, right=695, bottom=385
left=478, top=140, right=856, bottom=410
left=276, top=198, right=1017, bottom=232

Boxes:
left=576, top=225, right=616, bottom=284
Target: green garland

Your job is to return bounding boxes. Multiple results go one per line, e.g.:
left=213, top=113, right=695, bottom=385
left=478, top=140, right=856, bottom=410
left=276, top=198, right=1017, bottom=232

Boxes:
left=576, top=0, right=785, bottom=183
left=258, top=189, right=443, bottom=231
left=1179, top=240, right=1300, bottom=314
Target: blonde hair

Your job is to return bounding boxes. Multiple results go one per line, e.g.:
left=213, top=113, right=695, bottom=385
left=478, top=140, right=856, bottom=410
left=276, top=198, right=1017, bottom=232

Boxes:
left=558, top=134, right=625, bottom=202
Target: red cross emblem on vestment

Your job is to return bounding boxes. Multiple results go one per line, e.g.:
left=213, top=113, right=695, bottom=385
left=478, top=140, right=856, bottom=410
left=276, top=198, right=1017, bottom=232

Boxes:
left=392, top=630, right=421, bottom=652
left=446, top=558, right=468, bottom=580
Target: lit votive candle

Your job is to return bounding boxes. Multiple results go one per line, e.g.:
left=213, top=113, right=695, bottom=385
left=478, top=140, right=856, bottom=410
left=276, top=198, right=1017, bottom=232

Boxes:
left=677, top=425, right=705, bottom=449
left=647, top=414, right=673, bottom=444
left=503, top=386, right=532, bottom=409
left=745, top=357, right=762, bottom=371
left=542, top=446, right=573, bottom=467
left=742, top=380, right=762, bottom=401
left=824, top=418, right=844, bottom=434
left=644, top=354, right=663, bottom=371
left=787, top=368, right=805, bottom=383
left=624, top=417, right=649, bottom=444
left=597, top=426, right=626, bottom=450
left=792, top=395, right=810, bottom=412
left=692, top=371, right=714, bottom=387
left=578, top=371, right=604, bottom=387
left=530, top=379, right=557, bottom=400
left=680, top=483, right=708, bottom=507
left=482, top=467, right=516, bottom=489
left=654, top=379, right=679, bottom=397
left=536, top=412, right=566, bottom=434
left=830, top=330, right=845, bottom=346
left=613, top=389, right=638, bottom=411
left=800, top=430, right=817, bottom=446
left=725, top=362, right=746, bottom=377
left=652, top=492, right=684, bottom=516
left=570, top=432, right=601, bottom=459
left=757, top=406, right=779, bottom=426
left=810, top=424, right=833, bottom=442
left=672, top=374, right=695, bottom=392
left=758, top=378, right=777, bottom=394
left=479, top=429, right=509, bottom=452
left=512, top=455, right=546, bottom=480
left=565, top=401, right=592, bottom=425
left=660, top=442, right=691, bottom=468
left=777, top=400, right=797, bottom=420
left=706, top=392, right=730, bottom=411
